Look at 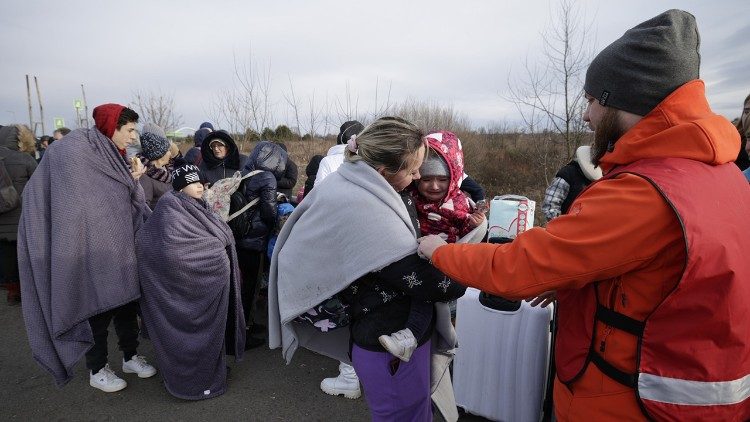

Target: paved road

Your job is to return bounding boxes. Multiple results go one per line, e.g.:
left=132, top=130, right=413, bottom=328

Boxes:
left=0, top=302, right=373, bottom=421
left=1, top=302, right=490, bottom=421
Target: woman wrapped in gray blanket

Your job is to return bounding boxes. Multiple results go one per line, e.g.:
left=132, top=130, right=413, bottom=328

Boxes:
left=137, top=159, right=246, bottom=400
left=269, top=117, right=467, bottom=421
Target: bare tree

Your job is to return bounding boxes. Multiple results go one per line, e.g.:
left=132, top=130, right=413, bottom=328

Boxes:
left=505, top=0, right=593, bottom=163
left=206, top=52, right=273, bottom=151
left=233, top=52, right=273, bottom=135
left=371, top=77, right=394, bottom=120
left=335, top=81, right=361, bottom=124
left=130, top=89, right=183, bottom=132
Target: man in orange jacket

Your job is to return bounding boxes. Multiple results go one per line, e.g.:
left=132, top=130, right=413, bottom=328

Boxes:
left=419, top=9, right=750, bottom=422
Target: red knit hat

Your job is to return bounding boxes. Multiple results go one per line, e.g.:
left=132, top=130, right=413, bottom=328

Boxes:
left=92, top=103, right=125, bottom=139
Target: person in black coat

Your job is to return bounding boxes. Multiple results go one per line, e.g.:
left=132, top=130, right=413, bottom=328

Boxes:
left=301, top=154, right=324, bottom=201
left=0, top=125, right=37, bottom=304
left=199, top=131, right=247, bottom=185
left=237, top=141, right=287, bottom=348
left=185, top=127, right=211, bottom=166
left=274, top=143, right=298, bottom=202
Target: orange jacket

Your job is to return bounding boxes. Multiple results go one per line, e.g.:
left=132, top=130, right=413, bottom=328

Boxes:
left=432, top=80, right=743, bottom=421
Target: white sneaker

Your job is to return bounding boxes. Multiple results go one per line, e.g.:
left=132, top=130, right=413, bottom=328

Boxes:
left=378, top=328, right=417, bottom=362
left=90, top=364, right=127, bottom=393
left=320, top=362, right=361, bottom=399
left=122, top=355, right=157, bottom=378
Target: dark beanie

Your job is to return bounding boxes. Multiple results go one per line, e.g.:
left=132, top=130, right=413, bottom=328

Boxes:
left=194, top=127, right=211, bottom=147
left=337, top=121, right=364, bottom=144
left=584, top=9, right=700, bottom=116
left=93, top=103, right=125, bottom=139
left=171, top=158, right=202, bottom=191
left=140, top=131, right=170, bottom=161
left=199, top=121, right=214, bottom=130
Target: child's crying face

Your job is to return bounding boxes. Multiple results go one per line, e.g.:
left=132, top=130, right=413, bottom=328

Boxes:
left=417, top=176, right=449, bottom=203
left=181, top=182, right=204, bottom=200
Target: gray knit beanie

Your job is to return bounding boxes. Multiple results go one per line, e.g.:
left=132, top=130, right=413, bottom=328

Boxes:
left=141, top=122, right=167, bottom=138
left=584, top=9, right=700, bottom=116
left=420, top=152, right=449, bottom=177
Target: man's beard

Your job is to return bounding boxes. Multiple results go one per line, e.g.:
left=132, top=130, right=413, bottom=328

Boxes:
left=591, top=108, right=627, bottom=167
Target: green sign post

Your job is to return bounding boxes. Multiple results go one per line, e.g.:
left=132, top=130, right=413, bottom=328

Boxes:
left=74, top=99, right=83, bottom=110
left=53, top=118, right=65, bottom=129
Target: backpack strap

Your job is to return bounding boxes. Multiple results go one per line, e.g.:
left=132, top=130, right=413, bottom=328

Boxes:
left=226, top=170, right=264, bottom=222
left=241, top=170, right=264, bottom=180
left=227, top=198, right=259, bottom=222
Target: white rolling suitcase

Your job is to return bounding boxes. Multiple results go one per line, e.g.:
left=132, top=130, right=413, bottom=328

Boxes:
left=453, top=287, right=553, bottom=422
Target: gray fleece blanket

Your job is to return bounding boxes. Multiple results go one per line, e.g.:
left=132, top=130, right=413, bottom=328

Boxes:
left=137, top=191, right=245, bottom=400
left=269, top=161, right=422, bottom=363
left=17, top=127, right=150, bottom=386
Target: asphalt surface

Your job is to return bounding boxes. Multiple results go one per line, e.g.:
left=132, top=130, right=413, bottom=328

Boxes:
left=0, top=301, right=372, bottom=421
left=1, top=301, right=489, bottom=421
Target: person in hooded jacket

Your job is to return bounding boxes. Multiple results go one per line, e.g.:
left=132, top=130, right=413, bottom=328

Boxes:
left=419, top=10, right=750, bottom=421
left=199, top=131, right=247, bottom=186
left=185, top=127, right=211, bottom=166
left=0, top=125, right=37, bottom=304
left=237, top=141, right=286, bottom=349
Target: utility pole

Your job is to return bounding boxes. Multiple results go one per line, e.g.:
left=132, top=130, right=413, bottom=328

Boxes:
left=81, top=84, right=90, bottom=128
left=74, top=101, right=82, bottom=128
left=25, top=75, right=33, bottom=128
left=34, top=76, right=45, bottom=135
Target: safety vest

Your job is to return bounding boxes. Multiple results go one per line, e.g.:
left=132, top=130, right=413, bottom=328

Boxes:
left=555, top=157, right=750, bottom=421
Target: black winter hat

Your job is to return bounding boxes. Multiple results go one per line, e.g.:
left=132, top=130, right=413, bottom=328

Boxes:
left=584, top=9, right=700, bottom=116
left=171, top=158, right=202, bottom=191
left=337, top=121, right=364, bottom=145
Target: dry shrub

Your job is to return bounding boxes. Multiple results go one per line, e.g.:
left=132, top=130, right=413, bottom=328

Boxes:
left=391, top=99, right=472, bottom=133
left=460, top=131, right=583, bottom=225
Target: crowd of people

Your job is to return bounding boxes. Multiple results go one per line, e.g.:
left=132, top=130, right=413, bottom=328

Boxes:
left=2, top=8, right=749, bottom=421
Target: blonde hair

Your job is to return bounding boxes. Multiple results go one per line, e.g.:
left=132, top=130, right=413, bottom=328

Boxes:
left=345, top=116, right=425, bottom=174
left=16, top=125, right=37, bottom=155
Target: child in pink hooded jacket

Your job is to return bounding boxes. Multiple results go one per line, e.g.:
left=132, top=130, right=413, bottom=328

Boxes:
left=378, top=131, right=485, bottom=361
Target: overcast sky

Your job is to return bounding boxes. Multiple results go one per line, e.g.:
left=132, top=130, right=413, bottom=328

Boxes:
left=1, top=0, right=748, bottom=135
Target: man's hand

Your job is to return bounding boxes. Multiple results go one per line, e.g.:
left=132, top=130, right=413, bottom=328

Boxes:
left=417, top=235, right=448, bottom=260
left=467, top=211, right=486, bottom=228
left=131, top=156, right=146, bottom=180
left=526, top=290, right=556, bottom=308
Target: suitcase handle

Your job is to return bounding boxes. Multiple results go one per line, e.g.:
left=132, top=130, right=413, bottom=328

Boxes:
left=492, top=194, right=529, bottom=202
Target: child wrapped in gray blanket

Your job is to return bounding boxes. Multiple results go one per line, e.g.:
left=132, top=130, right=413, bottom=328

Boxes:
left=137, top=159, right=246, bottom=400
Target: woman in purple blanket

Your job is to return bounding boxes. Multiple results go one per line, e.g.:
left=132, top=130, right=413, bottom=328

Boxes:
left=137, top=159, right=246, bottom=400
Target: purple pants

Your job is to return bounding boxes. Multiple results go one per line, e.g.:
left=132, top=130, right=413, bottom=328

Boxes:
left=352, top=340, right=432, bottom=422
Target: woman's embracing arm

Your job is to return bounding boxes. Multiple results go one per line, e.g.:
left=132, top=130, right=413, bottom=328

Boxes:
left=374, top=253, right=466, bottom=302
